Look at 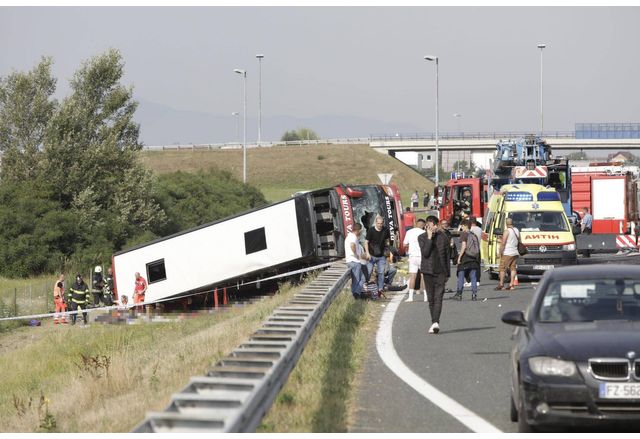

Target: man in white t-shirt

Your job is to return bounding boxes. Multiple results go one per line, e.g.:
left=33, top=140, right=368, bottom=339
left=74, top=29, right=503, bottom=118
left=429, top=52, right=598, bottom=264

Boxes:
left=345, top=223, right=367, bottom=298
left=497, top=217, right=520, bottom=290
left=403, top=218, right=426, bottom=302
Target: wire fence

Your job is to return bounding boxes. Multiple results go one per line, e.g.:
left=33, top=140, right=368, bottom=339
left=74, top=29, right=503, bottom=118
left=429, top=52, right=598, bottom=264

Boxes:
left=0, top=281, right=52, bottom=328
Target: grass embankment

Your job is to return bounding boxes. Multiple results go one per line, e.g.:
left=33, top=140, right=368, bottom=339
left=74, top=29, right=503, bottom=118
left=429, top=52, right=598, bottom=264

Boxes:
left=0, top=281, right=303, bottom=433
left=141, top=144, right=433, bottom=205
left=258, top=288, right=381, bottom=432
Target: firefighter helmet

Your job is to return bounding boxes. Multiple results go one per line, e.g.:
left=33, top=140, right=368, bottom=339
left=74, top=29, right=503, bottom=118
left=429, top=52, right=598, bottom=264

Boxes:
left=95, top=266, right=102, bottom=273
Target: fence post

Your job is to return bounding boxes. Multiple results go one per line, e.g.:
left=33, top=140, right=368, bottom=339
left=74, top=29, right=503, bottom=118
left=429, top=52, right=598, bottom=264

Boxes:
left=14, top=288, right=17, bottom=316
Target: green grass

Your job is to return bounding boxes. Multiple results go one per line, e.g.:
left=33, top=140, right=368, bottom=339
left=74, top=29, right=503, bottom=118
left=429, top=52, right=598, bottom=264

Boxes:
left=0, top=280, right=305, bottom=432
left=257, top=288, right=380, bottom=432
left=141, top=144, right=433, bottom=204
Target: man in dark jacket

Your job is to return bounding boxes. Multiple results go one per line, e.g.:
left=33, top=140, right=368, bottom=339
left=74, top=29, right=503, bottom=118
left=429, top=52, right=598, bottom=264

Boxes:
left=68, top=273, right=90, bottom=325
left=419, top=215, right=451, bottom=334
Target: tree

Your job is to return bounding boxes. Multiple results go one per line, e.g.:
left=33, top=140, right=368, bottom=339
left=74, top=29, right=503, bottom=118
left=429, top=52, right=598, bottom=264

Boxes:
left=280, top=127, right=319, bottom=141
left=0, top=57, right=57, bottom=182
left=42, top=49, right=166, bottom=250
left=154, top=169, right=267, bottom=236
left=0, top=180, right=78, bottom=277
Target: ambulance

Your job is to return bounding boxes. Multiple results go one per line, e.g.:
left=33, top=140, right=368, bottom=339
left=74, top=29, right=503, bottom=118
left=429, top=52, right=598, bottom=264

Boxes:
left=481, top=184, right=578, bottom=279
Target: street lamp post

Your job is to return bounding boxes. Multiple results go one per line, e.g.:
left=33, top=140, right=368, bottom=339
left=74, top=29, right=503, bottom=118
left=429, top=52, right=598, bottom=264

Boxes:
left=537, top=43, right=546, bottom=136
left=256, top=54, right=264, bottom=145
left=232, top=112, right=240, bottom=143
left=234, top=68, right=247, bottom=183
left=424, top=55, right=439, bottom=188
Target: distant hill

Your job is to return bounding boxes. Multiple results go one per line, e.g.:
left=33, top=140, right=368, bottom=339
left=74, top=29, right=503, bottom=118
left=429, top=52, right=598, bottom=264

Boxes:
left=135, top=99, right=421, bottom=145
left=141, top=144, right=434, bottom=205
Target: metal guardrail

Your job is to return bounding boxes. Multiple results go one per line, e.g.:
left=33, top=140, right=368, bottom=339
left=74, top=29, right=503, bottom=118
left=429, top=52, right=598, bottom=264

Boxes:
left=143, top=138, right=370, bottom=151
left=132, top=260, right=350, bottom=433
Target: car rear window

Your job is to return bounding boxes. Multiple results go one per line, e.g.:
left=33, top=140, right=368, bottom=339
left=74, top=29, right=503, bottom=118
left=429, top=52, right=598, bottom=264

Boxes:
left=539, top=279, right=640, bottom=322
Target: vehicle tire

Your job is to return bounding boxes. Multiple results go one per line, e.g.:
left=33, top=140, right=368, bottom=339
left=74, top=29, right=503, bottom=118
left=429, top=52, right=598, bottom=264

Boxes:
left=510, top=395, right=518, bottom=422
left=517, top=394, right=537, bottom=433
left=489, top=270, right=499, bottom=280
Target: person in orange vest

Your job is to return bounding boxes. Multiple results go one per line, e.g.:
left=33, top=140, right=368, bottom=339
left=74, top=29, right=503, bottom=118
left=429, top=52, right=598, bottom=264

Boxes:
left=133, top=272, right=149, bottom=318
left=53, top=273, right=67, bottom=324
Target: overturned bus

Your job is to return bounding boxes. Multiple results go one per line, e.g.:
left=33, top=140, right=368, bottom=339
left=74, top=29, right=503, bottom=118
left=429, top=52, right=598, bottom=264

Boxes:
left=111, top=184, right=404, bottom=305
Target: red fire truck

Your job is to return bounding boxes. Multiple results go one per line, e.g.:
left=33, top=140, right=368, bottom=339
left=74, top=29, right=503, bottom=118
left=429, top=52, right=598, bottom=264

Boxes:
left=571, top=164, right=640, bottom=250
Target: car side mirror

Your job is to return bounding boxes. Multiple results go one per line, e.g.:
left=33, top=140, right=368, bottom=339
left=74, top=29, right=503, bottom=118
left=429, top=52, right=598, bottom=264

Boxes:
left=493, top=228, right=503, bottom=236
left=501, top=310, right=527, bottom=327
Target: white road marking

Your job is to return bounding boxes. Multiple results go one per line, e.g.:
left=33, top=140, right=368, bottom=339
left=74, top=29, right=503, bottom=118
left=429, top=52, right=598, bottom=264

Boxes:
left=376, top=292, right=503, bottom=433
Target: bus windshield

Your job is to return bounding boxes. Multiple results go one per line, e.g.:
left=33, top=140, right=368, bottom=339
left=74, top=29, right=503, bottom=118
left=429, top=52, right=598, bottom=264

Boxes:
left=508, top=211, right=568, bottom=232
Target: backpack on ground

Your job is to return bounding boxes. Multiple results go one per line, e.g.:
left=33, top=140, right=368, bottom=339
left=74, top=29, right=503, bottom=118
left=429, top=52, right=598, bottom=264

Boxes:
left=466, top=232, right=480, bottom=258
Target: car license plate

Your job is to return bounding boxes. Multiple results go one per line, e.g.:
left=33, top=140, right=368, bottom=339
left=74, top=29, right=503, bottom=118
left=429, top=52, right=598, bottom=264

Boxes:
left=599, top=383, right=640, bottom=399
left=533, top=265, right=553, bottom=270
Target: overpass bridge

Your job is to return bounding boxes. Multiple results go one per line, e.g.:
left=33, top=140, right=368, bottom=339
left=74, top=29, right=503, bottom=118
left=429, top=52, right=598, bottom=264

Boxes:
left=369, top=132, right=640, bottom=154
left=144, top=131, right=640, bottom=154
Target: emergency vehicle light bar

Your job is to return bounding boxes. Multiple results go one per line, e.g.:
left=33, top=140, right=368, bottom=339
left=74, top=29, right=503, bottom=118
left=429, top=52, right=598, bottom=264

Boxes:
left=537, top=192, right=560, bottom=202
left=505, top=192, right=534, bottom=202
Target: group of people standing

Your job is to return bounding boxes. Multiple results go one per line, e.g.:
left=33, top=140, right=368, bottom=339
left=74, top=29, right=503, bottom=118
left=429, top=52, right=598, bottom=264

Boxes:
left=402, top=215, right=481, bottom=334
left=52, top=268, right=148, bottom=325
left=345, top=216, right=398, bottom=300
left=410, top=189, right=432, bottom=209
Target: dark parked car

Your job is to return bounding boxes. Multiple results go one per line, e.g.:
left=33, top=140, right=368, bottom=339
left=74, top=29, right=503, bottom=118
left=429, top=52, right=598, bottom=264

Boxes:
left=502, top=265, right=640, bottom=432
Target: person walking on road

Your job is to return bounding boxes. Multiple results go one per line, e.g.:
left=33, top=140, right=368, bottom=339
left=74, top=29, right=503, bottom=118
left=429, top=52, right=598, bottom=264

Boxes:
left=454, top=219, right=481, bottom=301
left=581, top=207, right=593, bottom=234
left=403, top=218, right=426, bottom=302
left=68, top=273, right=90, bottom=325
left=423, top=189, right=430, bottom=208
left=365, top=215, right=391, bottom=297
left=496, top=217, right=519, bottom=291
left=53, top=273, right=67, bottom=325
left=419, top=215, right=451, bottom=334
left=346, top=223, right=367, bottom=299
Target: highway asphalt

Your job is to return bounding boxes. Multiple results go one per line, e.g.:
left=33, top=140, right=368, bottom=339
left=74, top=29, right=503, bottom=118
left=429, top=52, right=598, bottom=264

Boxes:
left=352, top=272, right=534, bottom=433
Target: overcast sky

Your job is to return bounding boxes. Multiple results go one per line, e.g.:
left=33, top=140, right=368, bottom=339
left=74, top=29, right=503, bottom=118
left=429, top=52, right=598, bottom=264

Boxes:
left=1, top=6, right=639, bottom=143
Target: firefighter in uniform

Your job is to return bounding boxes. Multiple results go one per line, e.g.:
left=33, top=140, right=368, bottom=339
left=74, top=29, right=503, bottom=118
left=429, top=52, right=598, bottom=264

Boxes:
left=91, top=266, right=105, bottom=307
left=103, top=267, right=114, bottom=306
left=453, top=189, right=472, bottom=228
left=68, top=273, right=90, bottom=325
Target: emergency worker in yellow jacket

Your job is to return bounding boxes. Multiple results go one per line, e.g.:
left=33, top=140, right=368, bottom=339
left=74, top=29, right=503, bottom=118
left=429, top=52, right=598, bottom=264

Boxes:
left=67, top=273, right=90, bottom=325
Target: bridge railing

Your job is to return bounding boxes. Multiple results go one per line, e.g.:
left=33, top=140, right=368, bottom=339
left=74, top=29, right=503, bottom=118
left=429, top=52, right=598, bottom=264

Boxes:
left=142, top=132, right=582, bottom=151
left=369, top=131, right=576, bottom=141
left=143, top=138, right=370, bottom=151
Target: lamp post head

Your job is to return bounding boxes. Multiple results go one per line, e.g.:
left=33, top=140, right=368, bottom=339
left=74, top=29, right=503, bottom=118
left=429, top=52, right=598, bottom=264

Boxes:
left=453, top=113, right=462, bottom=118
left=424, top=55, right=438, bottom=62
left=537, top=43, right=546, bottom=49
left=232, top=112, right=239, bottom=116
left=256, top=54, right=264, bottom=59
left=234, top=68, right=246, bottom=76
